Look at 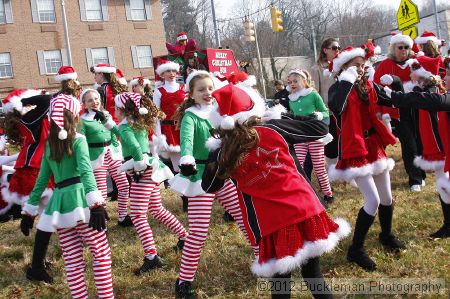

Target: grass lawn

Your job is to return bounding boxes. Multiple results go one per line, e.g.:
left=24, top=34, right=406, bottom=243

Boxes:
left=0, top=143, right=449, bottom=298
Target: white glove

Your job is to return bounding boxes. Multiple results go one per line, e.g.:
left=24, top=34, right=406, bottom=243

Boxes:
left=366, top=66, right=375, bottom=81
left=313, top=111, right=324, bottom=121
left=261, top=110, right=282, bottom=122
left=338, top=66, right=359, bottom=84
left=380, top=74, right=394, bottom=86
left=0, top=153, right=19, bottom=166
left=383, top=86, right=392, bottom=98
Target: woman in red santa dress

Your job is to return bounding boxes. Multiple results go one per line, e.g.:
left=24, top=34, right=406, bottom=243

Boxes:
left=379, top=57, right=450, bottom=238
left=192, top=83, right=350, bottom=299
left=374, top=33, right=425, bottom=192
left=328, top=46, right=405, bottom=272
left=1, top=88, right=55, bottom=283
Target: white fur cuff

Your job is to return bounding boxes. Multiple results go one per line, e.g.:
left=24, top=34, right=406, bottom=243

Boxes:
left=314, top=112, right=324, bottom=121
left=134, top=160, right=147, bottom=172
left=22, top=203, right=39, bottom=216
left=380, top=74, right=394, bottom=85
left=103, top=118, right=116, bottom=130
left=179, top=155, right=196, bottom=166
left=85, top=190, right=104, bottom=207
left=437, top=176, right=450, bottom=204
left=338, top=71, right=357, bottom=84
left=205, top=137, right=222, bottom=152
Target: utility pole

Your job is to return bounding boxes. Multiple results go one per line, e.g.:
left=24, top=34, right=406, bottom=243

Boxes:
left=310, top=18, right=317, bottom=62
left=432, top=0, right=441, bottom=38
left=253, top=22, right=267, bottom=99
left=61, top=0, right=72, bottom=65
left=211, top=0, right=221, bottom=48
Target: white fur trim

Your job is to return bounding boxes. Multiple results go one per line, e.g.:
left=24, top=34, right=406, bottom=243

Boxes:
left=168, top=174, right=205, bottom=197
left=381, top=113, right=392, bottom=121
left=318, top=133, right=333, bottom=145
left=103, top=118, right=116, bottom=130
left=22, top=203, right=39, bottom=216
left=179, top=155, right=195, bottom=165
left=55, top=72, right=77, bottom=82
left=240, top=75, right=257, bottom=87
left=4, top=187, right=52, bottom=211
left=413, top=156, right=445, bottom=172
left=93, top=66, right=116, bottom=73
left=403, top=81, right=416, bottom=93
left=390, top=34, right=413, bottom=48
left=139, top=107, right=148, bottom=115
left=228, top=84, right=266, bottom=126
left=177, top=34, right=188, bottom=42
left=185, top=70, right=212, bottom=92
left=58, top=129, right=68, bottom=140
left=333, top=48, right=366, bottom=73
left=118, top=77, right=127, bottom=85
left=154, top=134, right=181, bottom=153
left=415, top=36, right=440, bottom=45
left=251, top=218, right=351, bottom=277
left=134, top=159, right=147, bottom=172
left=205, top=136, right=222, bottom=152
left=436, top=175, right=450, bottom=204
left=185, top=104, right=216, bottom=120
left=36, top=207, right=90, bottom=233
left=156, top=62, right=180, bottom=76
left=416, top=51, right=425, bottom=57
left=108, top=145, right=123, bottom=161
left=288, top=88, right=313, bottom=101
left=4, top=89, right=43, bottom=113
left=314, top=111, right=324, bottom=121
left=221, top=116, right=236, bottom=129
left=0, top=153, right=19, bottom=166
left=151, top=163, right=174, bottom=184
left=338, top=67, right=359, bottom=83
left=0, top=201, right=12, bottom=215
left=117, top=159, right=134, bottom=174
left=90, top=148, right=107, bottom=170
left=328, top=158, right=395, bottom=183
left=85, top=190, right=104, bottom=207
left=323, top=68, right=332, bottom=77
left=383, top=86, right=392, bottom=98
left=130, top=78, right=151, bottom=87
left=380, top=74, right=394, bottom=86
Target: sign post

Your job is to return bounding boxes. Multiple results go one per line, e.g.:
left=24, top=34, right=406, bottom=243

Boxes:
left=397, top=0, right=419, bottom=32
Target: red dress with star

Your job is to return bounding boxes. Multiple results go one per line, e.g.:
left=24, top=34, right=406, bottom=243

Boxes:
left=328, top=80, right=397, bottom=183
left=158, top=85, right=185, bottom=150
left=229, top=125, right=350, bottom=277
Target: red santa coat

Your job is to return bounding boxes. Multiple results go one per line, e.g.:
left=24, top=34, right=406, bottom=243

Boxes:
left=328, top=80, right=397, bottom=182
left=230, top=126, right=350, bottom=277
left=158, top=85, right=185, bottom=148
left=374, top=58, right=412, bottom=120
left=98, top=83, right=118, bottom=123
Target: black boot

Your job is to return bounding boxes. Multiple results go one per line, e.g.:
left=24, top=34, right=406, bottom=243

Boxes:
left=0, top=213, right=12, bottom=223
left=9, top=204, right=22, bottom=220
left=181, top=196, right=188, bottom=213
left=347, top=208, right=377, bottom=271
left=118, top=215, right=133, bottom=227
left=301, top=257, right=334, bottom=299
left=173, top=239, right=185, bottom=251
left=175, top=279, right=197, bottom=299
left=378, top=204, right=406, bottom=251
left=26, top=229, right=53, bottom=283
left=323, top=195, right=334, bottom=205
left=429, top=196, right=450, bottom=239
left=107, top=178, right=118, bottom=202
left=270, top=272, right=292, bottom=299
left=223, top=211, right=234, bottom=222
left=134, top=255, right=164, bottom=276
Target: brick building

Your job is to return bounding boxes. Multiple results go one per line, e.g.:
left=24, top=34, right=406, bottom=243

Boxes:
left=0, top=0, right=167, bottom=96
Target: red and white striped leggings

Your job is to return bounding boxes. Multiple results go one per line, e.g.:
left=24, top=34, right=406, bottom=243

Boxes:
left=93, top=149, right=130, bottom=220
left=57, top=222, right=114, bottom=299
left=294, top=141, right=333, bottom=197
left=179, top=179, right=258, bottom=282
left=130, top=168, right=187, bottom=258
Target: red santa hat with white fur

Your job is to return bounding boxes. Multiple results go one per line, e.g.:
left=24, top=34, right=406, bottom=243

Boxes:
left=324, top=46, right=366, bottom=76
left=55, top=66, right=78, bottom=82
left=2, top=89, right=46, bottom=113
left=415, top=31, right=443, bottom=46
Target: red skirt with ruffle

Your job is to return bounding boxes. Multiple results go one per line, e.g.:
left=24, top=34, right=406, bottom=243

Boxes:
left=336, top=135, right=387, bottom=170
left=161, top=124, right=180, bottom=147
left=258, top=211, right=339, bottom=264
left=9, top=167, right=54, bottom=196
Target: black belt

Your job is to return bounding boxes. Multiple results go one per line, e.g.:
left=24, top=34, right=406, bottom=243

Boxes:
left=55, top=176, right=81, bottom=189
left=195, top=159, right=209, bottom=164
left=363, top=128, right=376, bottom=138
left=161, top=120, right=176, bottom=125
left=88, top=140, right=111, bottom=148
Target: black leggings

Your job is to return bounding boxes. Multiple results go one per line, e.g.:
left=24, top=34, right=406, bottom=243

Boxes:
left=270, top=257, right=333, bottom=299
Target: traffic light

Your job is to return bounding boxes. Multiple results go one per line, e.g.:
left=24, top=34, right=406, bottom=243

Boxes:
left=270, top=5, right=283, bottom=32
left=243, top=20, right=255, bottom=42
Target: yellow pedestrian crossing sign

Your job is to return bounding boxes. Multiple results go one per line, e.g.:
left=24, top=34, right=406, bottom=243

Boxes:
left=397, top=0, right=419, bottom=31
left=403, top=26, right=418, bottom=40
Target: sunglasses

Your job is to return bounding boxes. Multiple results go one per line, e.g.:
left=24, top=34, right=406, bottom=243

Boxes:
left=397, top=45, right=410, bottom=50
left=327, top=46, right=341, bottom=51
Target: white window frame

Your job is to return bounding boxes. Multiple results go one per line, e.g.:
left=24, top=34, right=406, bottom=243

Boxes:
left=0, top=0, right=13, bottom=24
left=131, top=45, right=153, bottom=69
left=36, top=0, right=56, bottom=23
left=85, top=47, right=115, bottom=70
left=79, top=0, right=108, bottom=22
left=0, top=52, right=13, bottom=78
left=43, top=50, right=62, bottom=74
left=37, top=49, right=68, bottom=75
left=124, top=0, right=151, bottom=21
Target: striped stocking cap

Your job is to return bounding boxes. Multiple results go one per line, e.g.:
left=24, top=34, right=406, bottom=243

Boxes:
left=114, top=92, right=148, bottom=115
left=50, top=94, right=81, bottom=140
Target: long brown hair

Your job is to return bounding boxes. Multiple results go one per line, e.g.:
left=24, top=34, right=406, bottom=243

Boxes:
left=317, top=38, right=339, bottom=64
left=48, top=109, right=77, bottom=162
left=174, top=73, right=211, bottom=129
left=422, top=40, right=440, bottom=58
left=121, top=95, right=165, bottom=131
left=212, top=116, right=260, bottom=178
left=104, top=73, right=128, bottom=96
left=0, top=110, right=22, bottom=146
left=61, top=79, right=80, bottom=97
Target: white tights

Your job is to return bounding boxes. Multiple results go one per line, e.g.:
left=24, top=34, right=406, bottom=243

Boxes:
left=354, top=170, right=393, bottom=216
